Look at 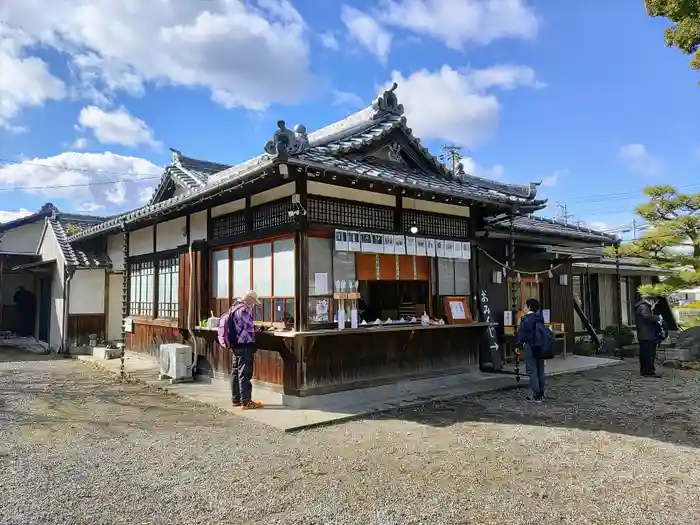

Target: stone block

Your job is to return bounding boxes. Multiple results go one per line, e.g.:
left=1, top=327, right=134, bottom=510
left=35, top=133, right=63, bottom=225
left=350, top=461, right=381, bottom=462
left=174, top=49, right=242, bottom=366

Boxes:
left=92, top=347, right=121, bottom=360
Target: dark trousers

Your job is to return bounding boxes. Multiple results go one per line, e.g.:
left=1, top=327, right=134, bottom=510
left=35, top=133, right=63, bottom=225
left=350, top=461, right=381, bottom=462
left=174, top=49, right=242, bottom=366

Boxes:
left=231, top=346, right=255, bottom=403
left=524, top=344, right=546, bottom=398
left=639, top=340, right=657, bottom=376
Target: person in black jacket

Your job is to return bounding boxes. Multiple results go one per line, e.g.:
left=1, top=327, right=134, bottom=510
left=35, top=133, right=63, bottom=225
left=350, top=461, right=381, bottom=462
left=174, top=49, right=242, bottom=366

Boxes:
left=634, top=295, right=661, bottom=378
left=517, top=298, right=546, bottom=402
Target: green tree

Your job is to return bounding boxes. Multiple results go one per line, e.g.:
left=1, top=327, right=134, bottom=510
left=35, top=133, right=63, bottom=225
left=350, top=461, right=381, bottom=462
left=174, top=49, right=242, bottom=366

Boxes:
left=615, top=185, right=700, bottom=296
left=645, top=0, right=700, bottom=76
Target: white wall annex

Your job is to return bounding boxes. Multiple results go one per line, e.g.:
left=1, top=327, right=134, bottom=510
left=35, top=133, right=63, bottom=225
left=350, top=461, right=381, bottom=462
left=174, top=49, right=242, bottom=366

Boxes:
left=107, top=233, right=125, bottom=271
left=0, top=221, right=45, bottom=254
left=37, top=224, right=65, bottom=348
left=106, top=273, right=123, bottom=341
left=129, top=226, right=154, bottom=256
left=69, top=270, right=105, bottom=315
left=156, top=217, right=186, bottom=252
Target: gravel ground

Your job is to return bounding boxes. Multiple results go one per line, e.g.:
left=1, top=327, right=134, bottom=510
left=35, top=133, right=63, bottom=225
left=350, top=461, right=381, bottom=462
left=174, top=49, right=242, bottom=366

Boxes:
left=2, top=347, right=700, bottom=525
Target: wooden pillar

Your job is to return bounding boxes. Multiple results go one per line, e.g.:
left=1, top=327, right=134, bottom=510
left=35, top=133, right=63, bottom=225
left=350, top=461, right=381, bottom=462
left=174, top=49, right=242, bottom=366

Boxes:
left=468, top=214, right=478, bottom=318
left=244, top=195, right=253, bottom=232
left=294, top=173, right=309, bottom=331
left=393, top=194, right=402, bottom=233
left=614, top=243, right=622, bottom=326
left=120, top=227, right=130, bottom=378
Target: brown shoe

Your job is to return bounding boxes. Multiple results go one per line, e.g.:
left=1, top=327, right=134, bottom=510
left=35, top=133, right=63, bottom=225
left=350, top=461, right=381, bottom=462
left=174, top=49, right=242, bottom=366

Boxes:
left=232, top=401, right=242, bottom=407
left=241, top=401, right=262, bottom=410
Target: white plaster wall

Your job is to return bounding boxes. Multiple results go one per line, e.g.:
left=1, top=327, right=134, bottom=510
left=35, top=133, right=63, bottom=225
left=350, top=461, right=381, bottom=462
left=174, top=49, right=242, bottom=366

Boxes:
left=211, top=199, right=245, bottom=218
left=251, top=182, right=295, bottom=206
left=107, top=233, right=125, bottom=271
left=156, top=217, right=186, bottom=252
left=129, top=226, right=154, bottom=256
left=107, top=272, right=123, bottom=340
left=49, top=264, right=64, bottom=348
left=69, top=269, right=105, bottom=314
left=173, top=186, right=188, bottom=198
left=403, top=198, right=470, bottom=218
left=0, top=221, right=44, bottom=254
left=308, top=181, right=395, bottom=207
left=190, top=210, right=207, bottom=241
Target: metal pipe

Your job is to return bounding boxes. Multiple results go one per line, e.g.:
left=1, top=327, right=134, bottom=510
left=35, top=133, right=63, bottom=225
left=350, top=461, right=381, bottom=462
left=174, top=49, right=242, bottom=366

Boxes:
left=61, top=267, right=75, bottom=354
left=187, top=240, right=198, bottom=377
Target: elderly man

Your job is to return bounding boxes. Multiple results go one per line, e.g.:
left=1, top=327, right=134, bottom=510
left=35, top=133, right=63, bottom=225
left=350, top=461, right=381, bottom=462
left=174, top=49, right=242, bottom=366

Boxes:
left=634, top=294, right=661, bottom=378
left=227, top=290, right=265, bottom=409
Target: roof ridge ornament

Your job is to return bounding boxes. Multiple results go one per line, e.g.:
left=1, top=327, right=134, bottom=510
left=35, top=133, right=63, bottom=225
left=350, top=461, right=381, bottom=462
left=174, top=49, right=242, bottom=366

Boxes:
left=169, top=148, right=182, bottom=165
left=264, top=120, right=309, bottom=158
left=372, top=82, right=404, bottom=118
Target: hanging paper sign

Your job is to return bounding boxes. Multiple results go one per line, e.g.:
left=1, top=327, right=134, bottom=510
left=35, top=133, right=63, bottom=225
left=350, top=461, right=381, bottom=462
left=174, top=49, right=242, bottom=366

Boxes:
left=435, top=239, right=445, bottom=258
left=393, top=235, right=406, bottom=255
left=426, top=238, right=436, bottom=257
left=360, top=232, right=373, bottom=252
left=334, top=230, right=349, bottom=252
left=382, top=234, right=395, bottom=254
left=372, top=233, right=384, bottom=253
left=416, top=238, right=427, bottom=256
left=461, top=241, right=471, bottom=260
left=453, top=241, right=462, bottom=259
left=347, top=231, right=361, bottom=252
left=405, top=236, right=417, bottom=255
left=444, top=240, right=454, bottom=258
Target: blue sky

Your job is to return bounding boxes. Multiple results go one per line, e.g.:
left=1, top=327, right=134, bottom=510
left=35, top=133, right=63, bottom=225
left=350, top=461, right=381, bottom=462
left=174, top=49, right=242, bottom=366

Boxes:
left=0, top=0, right=698, bottom=234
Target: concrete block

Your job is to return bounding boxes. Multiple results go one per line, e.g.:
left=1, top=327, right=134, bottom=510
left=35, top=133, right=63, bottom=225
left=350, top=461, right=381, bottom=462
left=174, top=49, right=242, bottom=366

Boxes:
left=92, top=346, right=121, bottom=360
left=659, top=348, right=692, bottom=362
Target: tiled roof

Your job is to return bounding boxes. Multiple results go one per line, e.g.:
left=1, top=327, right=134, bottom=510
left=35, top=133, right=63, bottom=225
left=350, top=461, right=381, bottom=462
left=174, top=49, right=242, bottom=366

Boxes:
left=46, top=214, right=111, bottom=269
left=298, top=152, right=547, bottom=210
left=488, top=214, right=618, bottom=243
left=70, top=84, right=548, bottom=241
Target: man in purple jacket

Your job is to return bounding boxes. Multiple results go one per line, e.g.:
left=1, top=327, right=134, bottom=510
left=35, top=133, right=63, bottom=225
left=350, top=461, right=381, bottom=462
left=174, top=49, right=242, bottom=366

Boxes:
left=230, top=291, right=264, bottom=409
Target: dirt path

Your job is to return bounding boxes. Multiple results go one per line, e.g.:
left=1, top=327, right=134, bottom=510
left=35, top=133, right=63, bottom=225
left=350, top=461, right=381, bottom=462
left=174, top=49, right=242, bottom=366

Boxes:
left=1, top=347, right=699, bottom=525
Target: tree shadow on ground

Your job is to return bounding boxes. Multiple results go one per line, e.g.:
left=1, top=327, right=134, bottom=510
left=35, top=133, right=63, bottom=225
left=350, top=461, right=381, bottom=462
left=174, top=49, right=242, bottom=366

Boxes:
left=371, top=363, right=700, bottom=449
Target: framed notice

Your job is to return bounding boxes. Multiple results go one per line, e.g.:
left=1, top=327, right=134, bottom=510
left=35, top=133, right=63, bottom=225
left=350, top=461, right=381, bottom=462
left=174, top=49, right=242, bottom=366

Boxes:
left=443, top=296, right=473, bottom=325
left=394, top=235, right=406, bottom=255
left=426, top=238, right=436, bottom=257
left=334, top=230, right=349, bottom=252
left=416, top=238, right=427, bottom=256
left=405, top=236, right=417, bottom=255
left=444, top=240, right=454, bottom=258
left=348, top=231, right=361, bottom=252
left=372, top=233, right=384, bottom=253
left=453, top=241, right=462, bottom=259
left=383, top=234, right=395, bottom=254
left=435, top=239, right=445, bottom=258
left=461, top=241, right=471, bottom=259
left=360, top=232, right=373, bottom=252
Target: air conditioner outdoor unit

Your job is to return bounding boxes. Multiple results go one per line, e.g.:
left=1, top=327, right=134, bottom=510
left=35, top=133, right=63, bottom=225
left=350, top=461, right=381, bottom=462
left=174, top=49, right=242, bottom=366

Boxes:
left=158, top=343, right=193, bottom=383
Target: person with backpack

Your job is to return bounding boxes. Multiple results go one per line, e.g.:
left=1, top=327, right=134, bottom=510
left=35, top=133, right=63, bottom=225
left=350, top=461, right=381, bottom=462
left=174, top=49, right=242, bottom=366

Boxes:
left=218, top=290, right=265, bottom=410
left=516, top=298, right=556, bottom=403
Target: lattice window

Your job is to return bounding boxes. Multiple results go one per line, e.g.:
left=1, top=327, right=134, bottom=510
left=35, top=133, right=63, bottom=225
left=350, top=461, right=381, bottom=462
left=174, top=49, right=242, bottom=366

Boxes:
left=401, top=210, right=468, bottom=239
left=157, top=256, right=179, bottom=318
left=211, top=211, right=246, bottom=239
left=129, top=261, right=154, bottom=316
left=252, top=199, right=295, bottom=231
left=308, top=197, right=394, bottom=231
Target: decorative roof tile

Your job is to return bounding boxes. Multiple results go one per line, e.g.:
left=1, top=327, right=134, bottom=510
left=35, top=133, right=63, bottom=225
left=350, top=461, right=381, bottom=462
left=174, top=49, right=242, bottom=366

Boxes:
left=46, top=213, right=111, bottom=269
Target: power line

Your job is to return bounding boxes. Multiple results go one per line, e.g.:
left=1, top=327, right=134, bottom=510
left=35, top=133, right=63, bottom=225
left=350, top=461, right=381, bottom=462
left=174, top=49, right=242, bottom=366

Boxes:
left=0, top=157, right=165, bottom=178
left=0, top=177, right=161, bottom=191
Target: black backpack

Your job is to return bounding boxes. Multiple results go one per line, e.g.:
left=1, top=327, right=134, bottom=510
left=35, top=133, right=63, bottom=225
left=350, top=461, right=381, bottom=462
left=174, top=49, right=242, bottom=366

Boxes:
left=533, top=318, right=557, bottom=359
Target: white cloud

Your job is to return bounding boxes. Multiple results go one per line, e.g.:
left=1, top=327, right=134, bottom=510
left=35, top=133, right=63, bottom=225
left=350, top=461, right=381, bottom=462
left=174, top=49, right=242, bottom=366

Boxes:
left=459, top=157, right=504, bottom=180
left=0, top=208, right=33, bottom=223
left=138, top=187, right=155, bottom=205
left=587, top=221, right=608, bottom=232
left=332, top=90, right=364, bottom=108
left=541, top=169, right=567, bottom=187
left=1, top=0, right=313, bottom=113
left=377, top=0, right=539, bottom=50
left=78, top=106, right=160, bottom=148
left=75, top=202, right=104, bottom=213
left=71, top=137, right=88, bottom=150
left=0, top=152, right=162, bottom=212
left=390, top=64, right=542, bottom=147
left=319, top=32, right=340, bottom=50
left=618, top=143, right=663, bottom=175
left=341, top=5, right=392, bottom=64
left=0, top=30, right=66, bottom=129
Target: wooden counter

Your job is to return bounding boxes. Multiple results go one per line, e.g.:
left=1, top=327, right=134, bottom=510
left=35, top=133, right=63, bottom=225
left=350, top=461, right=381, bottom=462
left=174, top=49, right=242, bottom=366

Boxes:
left=191, top=322, right=492, bottom=397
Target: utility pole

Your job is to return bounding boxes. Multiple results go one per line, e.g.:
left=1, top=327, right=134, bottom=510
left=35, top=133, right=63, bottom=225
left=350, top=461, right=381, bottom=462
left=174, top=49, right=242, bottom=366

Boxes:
left=440, top=144, right=464, bottom=175
left=556, top=202, right=574, bottom=225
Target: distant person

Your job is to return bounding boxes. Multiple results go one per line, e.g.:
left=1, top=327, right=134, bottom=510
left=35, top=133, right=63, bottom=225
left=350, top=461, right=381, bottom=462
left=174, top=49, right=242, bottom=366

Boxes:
left=13, top=286, right=36, bottom=337
left=517, top=298, right=546, bottom=403
left=634, top=294, right=661, bottom=378
left=220, top=290, right=265, bottom=410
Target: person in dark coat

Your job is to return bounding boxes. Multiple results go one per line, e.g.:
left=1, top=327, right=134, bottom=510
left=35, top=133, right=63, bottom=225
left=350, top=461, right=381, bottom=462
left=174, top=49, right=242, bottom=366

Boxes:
left=13, top=286, right=36, bottom=337
left=517, top=298, right=546, bottom=402
left=634, top=295, right=661, bottom=378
